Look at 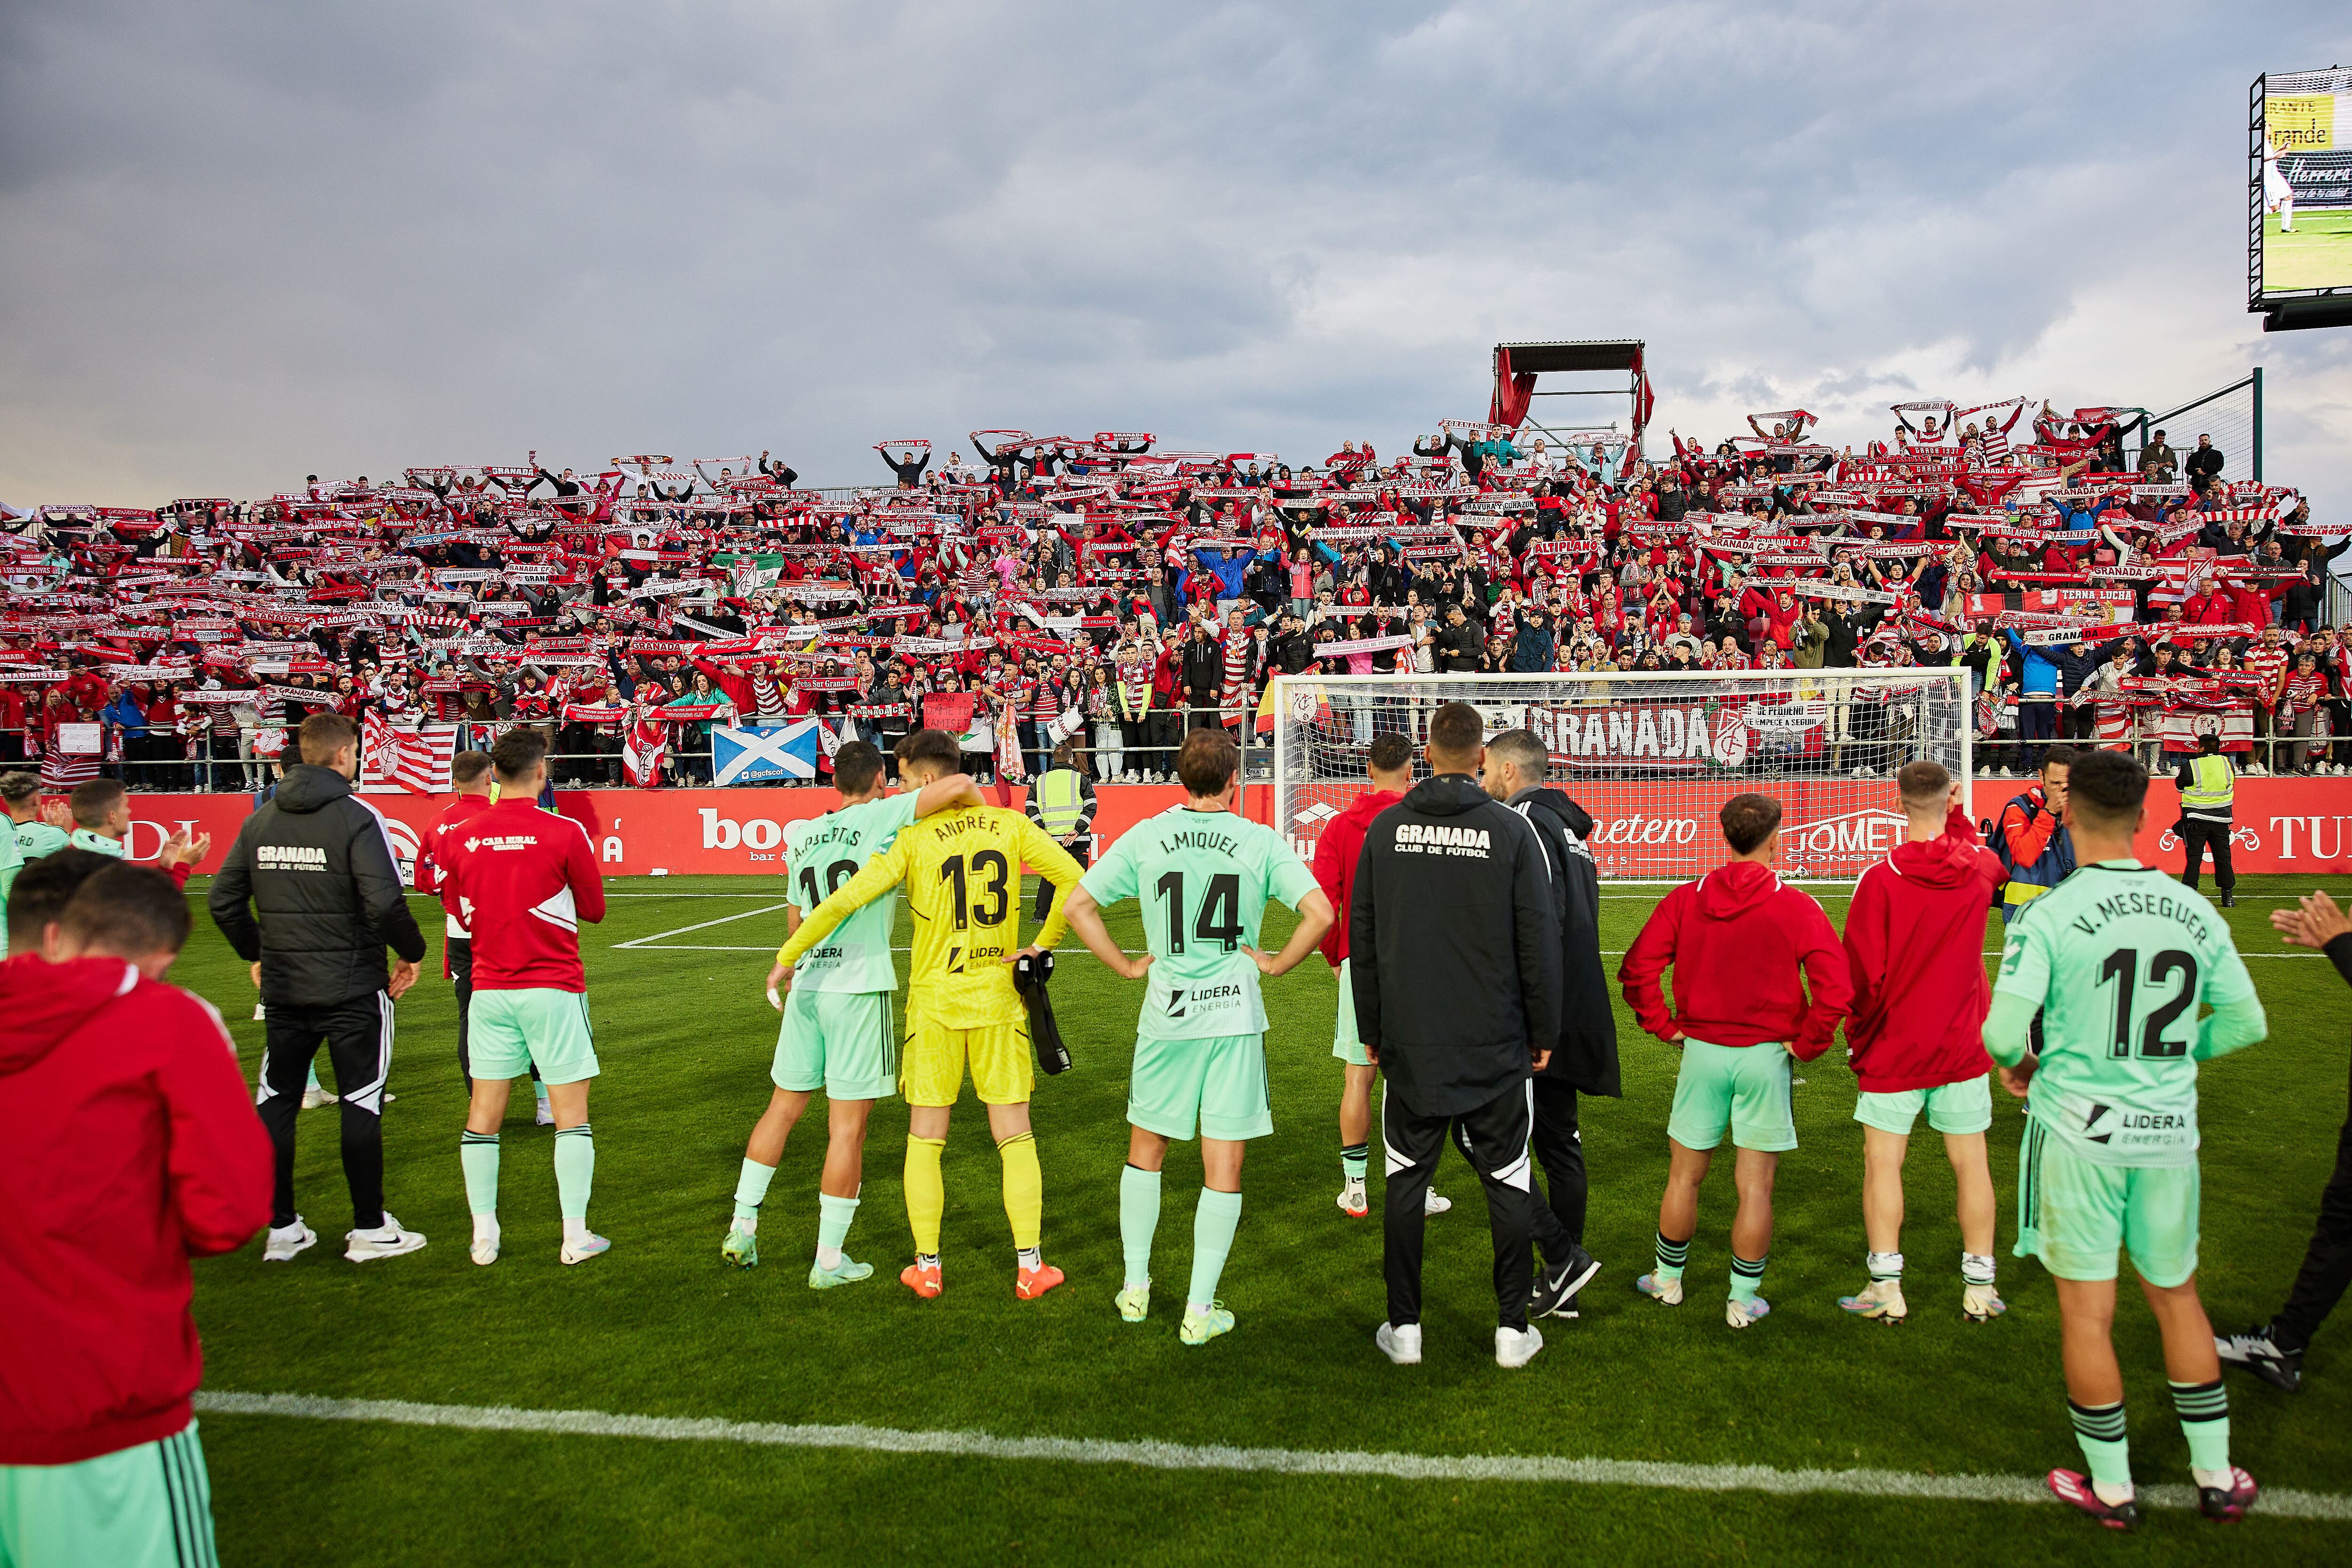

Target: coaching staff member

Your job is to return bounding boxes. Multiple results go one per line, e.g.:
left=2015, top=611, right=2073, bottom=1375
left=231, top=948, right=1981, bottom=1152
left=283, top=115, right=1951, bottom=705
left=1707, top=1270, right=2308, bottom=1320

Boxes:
left=1352, top=702, right=1561, bottom=1370
left=210, top=711, right=430, bottom=1266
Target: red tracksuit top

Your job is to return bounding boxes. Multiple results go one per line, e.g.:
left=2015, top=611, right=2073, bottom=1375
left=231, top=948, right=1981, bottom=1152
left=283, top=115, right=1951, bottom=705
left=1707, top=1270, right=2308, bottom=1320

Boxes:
left=0, top=956, right=272, bottom=1464
left=1618, top=859, right=1851, bottom=1060
left=1841, top=806, right=2004, bottom=1093
left=421, top=790, right=496, bottom=967
left=1311, top=787, right=1404, bottom=968
left=436, top=797, right=606, bottom=992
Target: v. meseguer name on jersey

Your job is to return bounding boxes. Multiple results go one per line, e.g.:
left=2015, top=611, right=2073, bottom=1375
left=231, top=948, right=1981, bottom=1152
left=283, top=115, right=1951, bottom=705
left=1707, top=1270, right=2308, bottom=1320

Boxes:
left=2064, top=889, right=2215, bottom=947
left=1393, top=823, right=1492, bottom=857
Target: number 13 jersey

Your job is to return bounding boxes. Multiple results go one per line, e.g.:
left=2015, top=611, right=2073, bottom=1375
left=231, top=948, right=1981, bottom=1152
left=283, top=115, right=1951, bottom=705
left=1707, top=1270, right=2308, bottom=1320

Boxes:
left=782, top=792, right=920, bottom=994
left=1080, top=804, right=1319, bottom=1041
left=1993, top=861, right=2257, bottom=1167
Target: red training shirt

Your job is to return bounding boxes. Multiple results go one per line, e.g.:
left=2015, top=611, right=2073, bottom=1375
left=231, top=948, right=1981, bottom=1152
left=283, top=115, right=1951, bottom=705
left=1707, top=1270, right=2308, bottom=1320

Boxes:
left=1311, top=786, right=1405, bottom=968
left=436, top=796, right=606, bottom=992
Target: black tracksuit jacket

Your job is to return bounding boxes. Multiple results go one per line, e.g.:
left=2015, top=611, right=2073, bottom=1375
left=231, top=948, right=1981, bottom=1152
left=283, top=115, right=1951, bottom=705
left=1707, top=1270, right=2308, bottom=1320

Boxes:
left=1505, top=786, right=1621, bottom=1098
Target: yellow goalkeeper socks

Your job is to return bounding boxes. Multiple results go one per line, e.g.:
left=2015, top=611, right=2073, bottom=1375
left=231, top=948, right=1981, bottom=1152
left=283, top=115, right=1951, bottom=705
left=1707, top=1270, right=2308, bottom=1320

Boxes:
left=905, top=1135, right=947, bottom=1256
left=997, top=1130, right=1043, bottom=1251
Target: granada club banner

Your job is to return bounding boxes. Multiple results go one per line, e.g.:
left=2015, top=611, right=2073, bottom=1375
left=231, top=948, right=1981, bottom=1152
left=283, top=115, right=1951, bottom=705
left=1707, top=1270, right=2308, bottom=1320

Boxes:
left=104, top=785, right=1268, bottom=882
left=1282, top=778, right=2352, bottom=882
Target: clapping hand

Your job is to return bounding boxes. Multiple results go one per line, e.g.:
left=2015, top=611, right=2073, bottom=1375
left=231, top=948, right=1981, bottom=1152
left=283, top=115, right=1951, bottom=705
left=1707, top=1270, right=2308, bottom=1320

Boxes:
left=2273, top=891, right=2352, bottom=951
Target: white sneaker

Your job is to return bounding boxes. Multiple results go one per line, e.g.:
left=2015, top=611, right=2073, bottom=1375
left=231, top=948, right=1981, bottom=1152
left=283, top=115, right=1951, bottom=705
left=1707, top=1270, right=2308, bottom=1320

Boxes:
left=1635, top=1272, right=1684, bottom=1305
left=344, top=1212, right=428, bottom=1262
left=1336, top=1182, right=1368, bottom=1218
left=263, top=1217, right=317, bottom=1262
left=1375, top=1321, right=1422, bottom=1365
left=470, top=1222, right=501, bottom=1267
left=534, top=1098, right=555, bottom=1127
left=1726, top=1295, right=1772, bottom=1329
left=561, top=1231, right=612, bottom=1266
left=1495, top=1324, right=1544, bottom=1369
left=1837, top=1277, right=1907, bottom=1323
left=300, top=1086, right=336, bottom=1109
left=1423, top=1188, right=1453, bottom=1216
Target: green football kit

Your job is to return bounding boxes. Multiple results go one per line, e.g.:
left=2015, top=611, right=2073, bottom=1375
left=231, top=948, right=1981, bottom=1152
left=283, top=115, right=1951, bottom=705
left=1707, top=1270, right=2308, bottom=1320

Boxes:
left=776, top=792, right=918, bottom=1100
left=1989, top=861, right=2264, bottom=1287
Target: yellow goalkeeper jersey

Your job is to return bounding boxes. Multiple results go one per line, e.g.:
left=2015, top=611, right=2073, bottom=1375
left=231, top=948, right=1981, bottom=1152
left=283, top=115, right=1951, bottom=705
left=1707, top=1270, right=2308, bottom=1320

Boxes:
left=776, top=805, right=1086, bottom=1029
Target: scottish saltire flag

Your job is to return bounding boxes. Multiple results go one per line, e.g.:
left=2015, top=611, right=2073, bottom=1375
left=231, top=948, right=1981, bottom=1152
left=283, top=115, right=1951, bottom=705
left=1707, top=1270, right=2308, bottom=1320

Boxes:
left=712, top=719, right=826, bottom=785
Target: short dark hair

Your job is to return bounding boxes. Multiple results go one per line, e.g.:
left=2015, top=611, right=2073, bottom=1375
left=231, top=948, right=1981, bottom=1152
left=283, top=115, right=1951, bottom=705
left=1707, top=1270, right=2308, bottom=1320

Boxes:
left=896, top=729, right=962, bottom=778
left=1485, top=729, right=1548, bottom=780
left=5, top=848, right=111, bottom=951
left=2198, top=731, right=2221, bottom=755
left=491, top=727, right=548, bottom=781
left=298, top=711, right=358, bottom=763
left=834, top=740, right=884, bottom=795
left=69, top=778, right=125, bottom=830
left=1720, top=792, right=1782, bottom=855
left=1176, top=728, right=1240, bottom=797
left=1366, top=731, right=1414, bottom=775
left=450, top=749, right=493, bottom=786
left=1896, top=759, right=1950, bottom=804
left=2067, top=748, right=2147, bottom=830
left=60, top=863, right=190, bottom=959
left=0, top=771, right=39, bottom=808
left=2041, top=746, right=2079, bottom=776
left=1427, top=702, right=1482, bottom=764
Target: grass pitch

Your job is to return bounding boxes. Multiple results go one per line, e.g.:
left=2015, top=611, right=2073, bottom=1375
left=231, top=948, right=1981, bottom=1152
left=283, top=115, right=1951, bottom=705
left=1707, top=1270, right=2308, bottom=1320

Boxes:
left=2262, top=210, right=2352, bottom=293
left=175, top=869, right=2352, bottom=1564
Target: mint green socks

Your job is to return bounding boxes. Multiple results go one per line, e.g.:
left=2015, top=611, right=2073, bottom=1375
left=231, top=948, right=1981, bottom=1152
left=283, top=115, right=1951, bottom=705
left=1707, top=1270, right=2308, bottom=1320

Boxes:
left=1188, top=1188, right=1243, bottom=1312
left=553, top=1123, right=595, bottom=1221
left=816, top=1193, right=859, bottom=1270
left=1120, top=1164, right=1161, bottom=1287
left=460, top=1130, right=500, bottom=1216
left=734, top=1157, right=776, bottom=1225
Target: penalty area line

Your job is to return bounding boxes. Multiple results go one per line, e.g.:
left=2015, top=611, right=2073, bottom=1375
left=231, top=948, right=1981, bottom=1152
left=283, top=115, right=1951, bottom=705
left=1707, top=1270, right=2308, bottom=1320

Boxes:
left=189, top=1392, right=2350, bottom=1520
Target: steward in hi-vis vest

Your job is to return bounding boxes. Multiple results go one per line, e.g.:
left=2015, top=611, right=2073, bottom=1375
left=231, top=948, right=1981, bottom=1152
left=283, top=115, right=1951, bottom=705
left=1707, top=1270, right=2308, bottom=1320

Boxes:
left=2174, top=732, right=2238, bottom=906
left=1023, top=739, right=1098, bottom=922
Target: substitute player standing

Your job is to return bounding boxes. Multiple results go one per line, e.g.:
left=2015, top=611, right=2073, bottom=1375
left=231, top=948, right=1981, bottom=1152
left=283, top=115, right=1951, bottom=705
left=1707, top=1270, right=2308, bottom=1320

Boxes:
left=1984, top=749, right=2264, bottom=1528
left=1061, top=729, right=1332, bottom=1345
left=728, top=741, right=977, bottom=1284
left=1837, top=761, right=2008, bottom=1325
left=437, top=730, right=610, bottom=1267
left=419, top=751, right=550, bottom=1123
left=1619, top=793, right=1850, bottom=1329
left=1310, top=731, right=1446, bottom=1219
left=772, top=729, right=1087, bottom=1300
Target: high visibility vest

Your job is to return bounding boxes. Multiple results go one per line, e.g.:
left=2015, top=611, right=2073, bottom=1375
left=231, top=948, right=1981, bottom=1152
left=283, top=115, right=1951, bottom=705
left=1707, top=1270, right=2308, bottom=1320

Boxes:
left=1033, top=769, right=1087, bottom=836
left=2182, top=754, right=2234, bottom=812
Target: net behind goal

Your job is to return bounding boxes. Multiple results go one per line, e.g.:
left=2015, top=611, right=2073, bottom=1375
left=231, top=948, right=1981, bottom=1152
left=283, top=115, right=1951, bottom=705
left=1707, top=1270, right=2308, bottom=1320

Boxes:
left=1271, top=670, right=1971, bottom=883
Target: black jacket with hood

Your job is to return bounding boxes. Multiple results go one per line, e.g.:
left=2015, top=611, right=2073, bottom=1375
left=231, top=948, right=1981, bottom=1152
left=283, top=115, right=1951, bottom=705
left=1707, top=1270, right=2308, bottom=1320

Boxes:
left=1350, top=772, right=1562, bottom=1116
left=1506, top=786, right=1621, bottom=1097
left=208, top=763, right=427, bottom=1009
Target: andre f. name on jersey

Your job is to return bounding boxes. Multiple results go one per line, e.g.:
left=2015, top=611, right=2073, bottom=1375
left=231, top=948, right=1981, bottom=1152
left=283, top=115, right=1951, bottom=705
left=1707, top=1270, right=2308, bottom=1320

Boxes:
left=1392, top=824, right=1493, bottom=858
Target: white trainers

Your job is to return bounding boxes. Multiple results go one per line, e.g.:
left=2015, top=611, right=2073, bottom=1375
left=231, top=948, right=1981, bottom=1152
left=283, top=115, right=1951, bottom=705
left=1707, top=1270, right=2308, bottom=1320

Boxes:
left=534, top=1098, right=555, bottom=1127
left=1837, top=1277, right=1907, bottom=1323
left=1375, top=1321, right=1423, bottom=1365
left=344, top=1212, right=428, bottom=1262
left=1495, top=1324, right=1544, bottom=1369
left=300, top=1086, right=336, bottom=1109
left=1635, top=1272, right=1684, bottom=1305
left=1726, top=1295, right=1772, bottom=1329
left=1423, top=1188, right=1452, bottom=1216
left=1336, top=1182, right=1368, bottom=1218
left=470, top=1221, right=501, bottom=1267
left=1963, top=1281, right=2008, bottom=1321
left=560, top=1231, right=612, bottom=1266
left=263, top=1217, right=317, bottom=1262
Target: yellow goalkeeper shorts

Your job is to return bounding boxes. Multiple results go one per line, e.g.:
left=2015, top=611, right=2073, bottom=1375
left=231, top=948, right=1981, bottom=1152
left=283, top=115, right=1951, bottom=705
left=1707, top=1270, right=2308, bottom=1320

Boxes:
left=901, top=1014, right=1034, bottom=1107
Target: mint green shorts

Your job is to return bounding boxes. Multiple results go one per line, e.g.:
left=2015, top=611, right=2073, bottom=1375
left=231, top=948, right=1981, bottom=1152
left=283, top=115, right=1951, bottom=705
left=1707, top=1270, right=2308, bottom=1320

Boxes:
left=1130, top=1033, right=1274, bottom=1142
left=1855, top=1075, right=1993, bottom=1137
left=469, top=988, right=599, bottom=1085
left=0, top=1421, right=216, bottom=1568
left=2016, top=1117, right=2201, bottom=1287
left=1332, top=957, right=1369, bottom=1068
left=1668, top=1038, right=1796, bottom=1153
left=773, top=986, right=897, bottom=1101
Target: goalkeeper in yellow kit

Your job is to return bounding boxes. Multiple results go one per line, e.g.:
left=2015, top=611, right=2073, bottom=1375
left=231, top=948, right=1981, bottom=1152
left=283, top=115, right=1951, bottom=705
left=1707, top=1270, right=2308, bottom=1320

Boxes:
left=771, top=729, right=1088, bottom=1301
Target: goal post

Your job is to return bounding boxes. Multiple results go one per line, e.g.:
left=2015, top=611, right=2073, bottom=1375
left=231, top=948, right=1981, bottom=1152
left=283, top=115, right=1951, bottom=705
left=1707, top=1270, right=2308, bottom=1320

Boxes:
left=1271, top=668, right=1972, bottom=883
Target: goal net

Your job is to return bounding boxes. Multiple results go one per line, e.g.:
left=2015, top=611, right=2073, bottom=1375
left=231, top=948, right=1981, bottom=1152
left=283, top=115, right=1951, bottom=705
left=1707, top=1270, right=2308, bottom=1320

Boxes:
left=1271, top=669, right=1971, bottom=883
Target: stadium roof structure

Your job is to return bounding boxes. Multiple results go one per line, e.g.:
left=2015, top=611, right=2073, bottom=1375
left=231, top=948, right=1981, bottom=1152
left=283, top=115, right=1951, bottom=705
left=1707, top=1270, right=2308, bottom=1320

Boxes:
left=1489, top=339, right=1653, bottom=450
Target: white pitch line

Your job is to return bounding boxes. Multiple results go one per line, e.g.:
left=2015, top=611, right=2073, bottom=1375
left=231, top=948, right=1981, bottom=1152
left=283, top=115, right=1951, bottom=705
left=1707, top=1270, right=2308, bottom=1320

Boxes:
left=610, top=902, right=793, bottom=950
left=188, top=1391, right=2348, bottom=1521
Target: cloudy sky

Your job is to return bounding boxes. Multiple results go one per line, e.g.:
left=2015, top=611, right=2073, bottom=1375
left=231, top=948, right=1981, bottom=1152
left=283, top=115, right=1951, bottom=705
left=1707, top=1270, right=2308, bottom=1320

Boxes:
left=3, top=2, right=2348, bottom=516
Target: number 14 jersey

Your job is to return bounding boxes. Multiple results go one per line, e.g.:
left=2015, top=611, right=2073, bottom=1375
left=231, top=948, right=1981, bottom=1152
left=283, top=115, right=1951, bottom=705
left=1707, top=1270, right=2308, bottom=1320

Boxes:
left=1992, top=861, right=2257, bottom=1167
left=1081, top=804, right=1320, bottom=1041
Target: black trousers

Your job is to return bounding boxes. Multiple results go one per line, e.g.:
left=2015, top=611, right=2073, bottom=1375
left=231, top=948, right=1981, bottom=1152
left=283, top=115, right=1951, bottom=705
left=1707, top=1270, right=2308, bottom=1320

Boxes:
left=1381, top=1079, right=1543, bottom=1331
left=2275, top=1056, right=2352, bottom=1353
left=1531, top=1078, right=1588, bottom=1248
left=1033, top=837, right=1092, bottom=921
left=257, top=992, right=393, bottom=1231
left=2178, top=817, right=2235, bottom=892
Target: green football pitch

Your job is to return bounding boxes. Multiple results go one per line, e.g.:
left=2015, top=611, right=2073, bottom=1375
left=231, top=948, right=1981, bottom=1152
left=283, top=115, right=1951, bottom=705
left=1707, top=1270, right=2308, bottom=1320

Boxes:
left=2262, top=211, right=2352, bottom=293
left=174, top=869, right=2352, bottom=1564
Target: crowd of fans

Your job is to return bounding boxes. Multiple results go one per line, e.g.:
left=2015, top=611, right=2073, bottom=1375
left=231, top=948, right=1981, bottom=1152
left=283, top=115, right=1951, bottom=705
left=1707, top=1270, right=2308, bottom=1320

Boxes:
left=3, top=400, right=2345, bottom=795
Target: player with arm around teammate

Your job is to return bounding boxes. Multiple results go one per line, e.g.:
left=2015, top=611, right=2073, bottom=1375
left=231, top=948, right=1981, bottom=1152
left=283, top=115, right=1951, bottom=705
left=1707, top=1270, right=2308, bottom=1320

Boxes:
left=1060, top=729, right=1333, bottom=1345
left=438, top=729, right=610, bottom=1267
left=724, top=740, right=979, bottom=1285
left=1984, top=748, right=2265, bottom=1528
left=772, top=729, right=1087, bottom=1301
left=1836, top=761, right=2008, bottom=1326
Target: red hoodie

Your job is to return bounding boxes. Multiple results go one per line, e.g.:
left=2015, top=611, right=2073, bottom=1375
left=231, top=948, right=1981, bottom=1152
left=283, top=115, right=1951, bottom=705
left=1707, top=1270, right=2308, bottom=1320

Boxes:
left=1617, top=859, right=1851, bottom=1060
left=0, top=955, right=271, bottom=1464
left=1842, top=806, right=2004, bottom=1092
left=1310, top=787, right=1404, bottom=968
